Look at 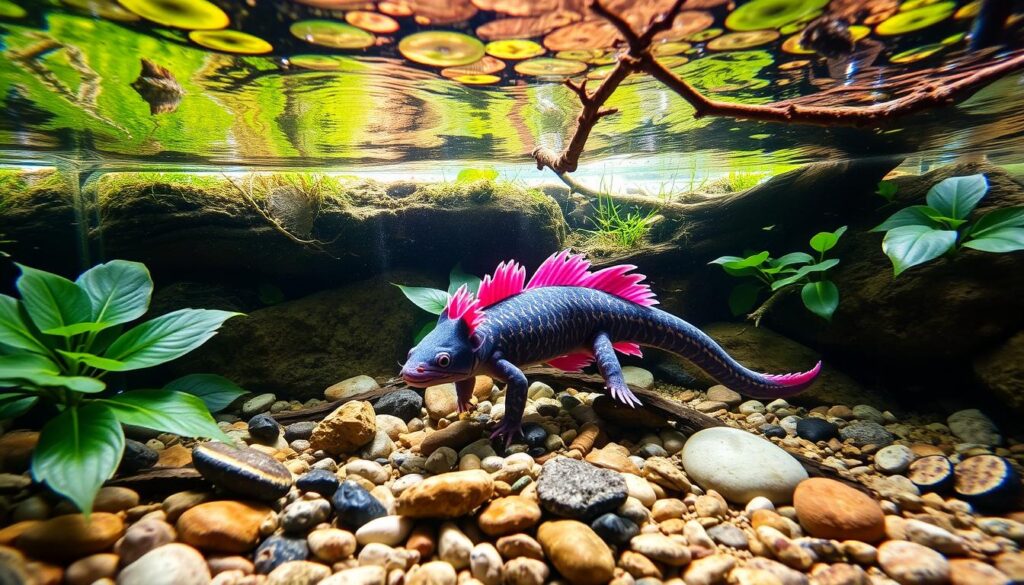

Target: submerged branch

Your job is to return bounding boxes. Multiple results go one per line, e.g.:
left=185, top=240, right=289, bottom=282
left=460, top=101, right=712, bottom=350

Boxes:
left=747, top=286, right=797, bottom=327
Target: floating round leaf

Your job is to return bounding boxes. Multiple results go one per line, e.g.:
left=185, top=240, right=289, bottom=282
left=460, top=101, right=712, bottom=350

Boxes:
left=450, top=74, right=502, bottom=85
left=290, top=20, right=375, bottom=49
left=485, top=39, right=545, bottom=60
left=0, top=0, right=25, bottom=17
left=707, top=30, right=780, bottom=50
left=875, top=2, right=955, bottom=35
left=941, top=31, right=965, bottom=45
left=685, top=27, right=723, bottom=42
left=345, top=11, right=400, bottom=33
left=440, top=56, right=506, bottom=77
left=779, top=21, right=806, bottom=35
left=655, top=55, right=689, bottom=68
left=900, top=0, right=944, bottom=11
left=544, top=20, right=620, bottom=51
left=289, top=54, right=367, bottom=71
left=189, top=30, right=273, bottom=54
left=587, top=64, right=615, bottom=80
left=889, top=43, right=945, bottom=63
left=781, top=33, right=814, bottom=54
left=399, top=31, right=485, bottom=67
left=654, top=10, right=715, bottom=41
left=514, top=57, right=587, bottom=76
left=556, top=49, right=605, bottom=62
left=954, top=0, right=979, bottom=19
left=119, top=0, right=229, bottom=29
left=778, top=59, right=810, bottom=70
left=379, top=1, right=413, bottom=16
left=652, top=41, right=692, bottom=56
left=63, top=0, right=140, bottom=21
left=849, top=25, right=871, bottom=41
left=725, top=0, right=829, bottom=32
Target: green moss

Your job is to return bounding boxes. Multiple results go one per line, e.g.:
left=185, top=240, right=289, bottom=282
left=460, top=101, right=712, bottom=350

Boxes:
left=0, top=168, right=75, bottom=211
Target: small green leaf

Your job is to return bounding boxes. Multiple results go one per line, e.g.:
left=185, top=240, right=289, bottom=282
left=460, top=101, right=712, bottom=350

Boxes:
left=801, top=280, right=839, bottom=321
left=876, top=180, right=898, bottom=200
left=0, top=353, right=106, bottom=393
left=16, top=264, right=93, bottom=336
left=709, top=255, right=744, bottom=265
left=413, top=320, right=436, bottom=345
left=393, top=284, right=450, bottom=315
left=925, top=174, right=988, bottom=220
left=57, top=350, right=129, bottom=372
left=165, top=374, right=248, bottom=413
left=0, top=295, right=49, bottom=354
left=31, top=403, right=125, bottom=515
left=966, top=207, right=1024, bottom=239
left=809, top=226, right=847, bottom=254
left=456, top=168, right=499, bottom=182
left=871, top=205, right=944, bottom=232
left=770, top=259, right=840, bottom=290
left=76, top=260, right=152, bottom=326
left=103, top=309, right=242, bottom=371
left=882, top=225, right=958, bottom=276
left=769, top=252, right=814, bottom=268
left=961, top=227, right=1024, bottom=253
left=728, top=283, right=762, bottom=316
left=0, top=393, right=39, bottom=419
left=448, top=265, right=482, bottom=296
left=100, top=390, right=230, bottom=441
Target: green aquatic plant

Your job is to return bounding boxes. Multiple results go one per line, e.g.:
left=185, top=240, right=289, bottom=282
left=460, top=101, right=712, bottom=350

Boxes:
left=584, top=194, right=659, bottom=249
left=395, top=265, right=482, bottom=343
left=0, top=260, right=245, bottom=514
left=711, top=225, right=847, bottom=323
left=872, top=174, right=1024, bottom=276
left=455, top=168, right=499, bottom=183
left=875, top=180, right=898, bottom=203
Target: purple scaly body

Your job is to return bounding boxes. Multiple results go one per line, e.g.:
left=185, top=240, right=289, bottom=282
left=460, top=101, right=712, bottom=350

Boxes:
left=401, top=251, right=820, bottom=441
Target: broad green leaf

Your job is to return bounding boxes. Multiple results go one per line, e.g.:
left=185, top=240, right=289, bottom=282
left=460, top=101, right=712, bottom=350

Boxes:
left=57, top=350, right=129, bottom=372
left=413, top=320, right=436, bottom=345
left=448, top=264, right=482, bottom=296
left=0, top=394, right=39, bottom=419
left=801, top=280, right=839, bottom=321
left=932, top=216, right=968, bottom=230
left=709, top=255, right=744, bottom=265
left=16, top=264, right=93, bottom=336
left=165, top=374, right=248, bottom=413
left=871, top=205, right=944, bottom=232
left=76, top=260, right=152, bottom=326
left=103, top=309, right=242, bottom=371
left=0, top=353, right=106, bottom=393
left=809, top=226, right=847, bottom=254
left=728, top=282, right=762, bottom=316
left=882, top=225, right=958, bottom=276
left=770, top=259, right=840, bottom=290
left=961, top=227, right=1024, bottom=253
left=876, top=180, right=898, bottom=200
left=44, top=322, right=113, bottom=337
left=99, top=390, right=230, bottom=441
left=769, top=252, right=814, bottom=268
left=32, top=403, right=125, bottom=515
left=925, top=174, right=988, bottom=220
left=0, top=295, right=49, bottom=354
left=966, top=207, right=1024, bottom=239
left=393, top=284, right=449, bottom=315
left=456, top=168, right=499, bottom=182
left=730, top=251, right=770, bottom=269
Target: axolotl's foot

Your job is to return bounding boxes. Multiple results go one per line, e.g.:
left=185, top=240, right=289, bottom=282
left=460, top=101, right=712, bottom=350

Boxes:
left=490, top=419, right=523, bottom=447
left=456, top=397, right=473, bottom=414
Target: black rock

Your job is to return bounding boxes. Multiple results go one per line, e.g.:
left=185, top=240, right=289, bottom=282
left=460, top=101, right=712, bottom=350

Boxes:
left=840, top=421, right=895, bottom=447
left=536, top=458, right=628, bottom=520
left=284, top=421, right=317, bottom=442
left=332, top=480, right=387, bottom=529
left=191, top=442, right=292, bottom=500
left=796, top=418, right=839, bottom=442
left=590, top=513, right=639, bottom=546
left=119, top=439, right=159, bottom=473
left=760, top=424, right=787, bottom=439
left=248, top=413, right=282, bottom=443
left=373, top=389, right=423, bottom=422
left=651, top=361, right=704, bottom=387
left=296, top=468, right=340, bottom=496
left=528, top=447, right=546, bottom=458
left=522, top=424, right=547, bottom=449
left=254, top=535, right=308, bottom=574
left=559, top=395, right=582, bottom=410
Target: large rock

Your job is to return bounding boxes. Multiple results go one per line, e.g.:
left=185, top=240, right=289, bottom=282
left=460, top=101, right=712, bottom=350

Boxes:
left=309, top=401, right=377, bottom=456
left=974, top=329, right=1024, bottom=415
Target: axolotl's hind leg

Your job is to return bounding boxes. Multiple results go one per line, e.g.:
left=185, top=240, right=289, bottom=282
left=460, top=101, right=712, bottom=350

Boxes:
left=489, top=356, right=527, bottom=445
left=593, top=331, right=643, bottom=408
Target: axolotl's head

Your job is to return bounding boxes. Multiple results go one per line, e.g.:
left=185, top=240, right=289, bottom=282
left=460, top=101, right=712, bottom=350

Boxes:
left=400, top=315, right=479, bottom=387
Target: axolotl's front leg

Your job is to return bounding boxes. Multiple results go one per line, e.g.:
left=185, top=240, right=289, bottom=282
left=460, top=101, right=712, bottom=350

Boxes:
left=487, top=354, right=527, bottom=444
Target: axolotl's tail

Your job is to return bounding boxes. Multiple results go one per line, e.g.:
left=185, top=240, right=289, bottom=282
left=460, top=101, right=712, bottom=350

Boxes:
left=642, top=308, right=821, bottom=399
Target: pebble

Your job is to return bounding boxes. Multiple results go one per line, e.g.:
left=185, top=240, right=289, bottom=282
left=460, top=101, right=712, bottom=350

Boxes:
left=280, top=498, right=332, bottom=534
left=903, top=518, right=967, bottom=555
left=355, top=515, right=414, bottom=546
left=739, top=400, right=766, bottom=415
left=115, top=518, right=176, bottom=566
left=307, top=528, right=356, bottom=563
left=470, top=542, right=504, bottom=585
left=373, top=390, right=423, bottom=422
left=761, top=424, right=787, bottom=439
left=623, top=474, right=657, bottom=508
left=247, top=413, right=282, bottom=444
left=708, top=522, right=749, bottom=549
left=396, top=470, right=493, bottom=518
left=852, top=405, right=885, bottom=424
left=360, top=430, right=394, bottom=460
left=793, top=478, right=885, bottom=542
left=630, top=533, right=691, bottom=566
left=875, top=444, right=915, bottom=475
left=254, top=535, right=308, bottom=574
left=438, top=521, right=473, bottom=569
left=346, top=459, right=389, bottom=484
left=374, top=415, right=407, bottom=441
left=161, top=490, right=212, bottom=523
left=621, top=366, right=654, bottom=388
left=536, top=457, right=628, bottom=520
left=284, top=421, right=317, bottom=442
left=419, top=421, right=483, bottom=456
left=522, top=424, right=548, bottom=449
left=684, top=554, right=736, bottom=585
left=684, top=520, right=717, bottom=549
left=681, top=427, right=808, bottom=504
left=478, top=496, right=542, bottom=536
left=266, top=560, right=331, bottom=585
left=191, top=441, right=292, bottom=501
left=839, top=422, right=895, bottom=447
left=590, top=513, right=639, bottom=546
left=241, top=393, right=276, bottom=416
left=319, top=565, right=386, bottom=585
left=949, top=558, right=1012, bottom=585
left=795, top=418, right=839, bottom=442
left=424, top=384, right=458, bottom=419
left=325, top=375, right=380, bottom=401
left=333, top=480, right=388, bottom=529
left=947, top=409, right=1002, bottom=446
left=408, top=561, right=457, bottom=585
left=707, top=385, right=742, bottom=406
left=496, top=533, right=544, bottom=561
left=65, top=553, right=118, bottom=585
left=537, top=520, right=616, bottom=585
left=177, top=501, right=272, bottom=553
left=0, top=431, right=38, bottom=472
left=17, top=512, right=124, bottom=562
left=93, top=487, right=140, bottom=513
left=120, top=439, right=159, bottom=473
left=877, top=540, right=950, bottom=585
left=756, top=526, right=813, bottom=571
left=309, top=401, right=377, bottom=455
left=115, top=543, right=210, bottom=585
left=504, top=557, right=549, bottom=585
left=296, top=468, right=340, bottom=496
left=424, top=446, right=458, bottom=474
left=643, top=457, right=691, bottom=492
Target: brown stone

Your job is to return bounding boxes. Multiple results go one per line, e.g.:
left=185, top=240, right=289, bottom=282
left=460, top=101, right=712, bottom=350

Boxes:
left=406, top=524, right=436, bottom=559
left=156, top=444, right=192, bottom=467
left=0, top=520, right=39, bottom=546
left=176, top=501, right=273, bottom=553
left=643, top=457, right=691, bottom=493
left=585, top=446, right=640, bottom=475
left=309, top=400, right=376, bottom=456
left=396, top=470, right=493, bottom=518
left=473, top=376, right=494, bottom=400
left=949, top=558, right=1011, bottom=585
left=93, top=487, right=140, bottom=513
left=793, top=478, right=885, bottom=543
left=995, top=551, right=1024, bottom=582
left=65, top=553, right=118, bottom=585
left=419, top=420, right=484, bottom=456
left=537, top=520, right=615, bottom=585
left=0, top=431, right=38, bottom=472
left=877, top=540, right=950, bottom=585
left=496, top=533, right=544, bottom=561
left=478, top=496, right=542, bottom=537
left=16, top=513, right=124, bottom=562
left=569, top=423, right=600, bottom=454
left=619, top=550, right=662, bottom=579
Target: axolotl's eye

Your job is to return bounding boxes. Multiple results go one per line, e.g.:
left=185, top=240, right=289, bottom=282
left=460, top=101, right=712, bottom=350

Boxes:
left=435, top=352, right=451, bottom=367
